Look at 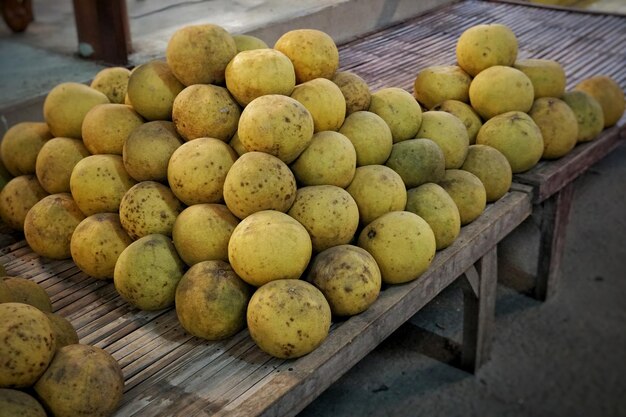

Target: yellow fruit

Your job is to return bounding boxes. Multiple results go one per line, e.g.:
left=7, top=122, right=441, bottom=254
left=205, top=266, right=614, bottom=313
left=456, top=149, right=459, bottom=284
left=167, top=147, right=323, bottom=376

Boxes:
left=172, top=84, right=241, bottom=141
left=574, top=75, right=625, bottom=127
left=43, top=82, right=109, bottom=138
left=34, top=344, right=124, bottom=417
left=287, top=185, right=360, bottom=252
left=456, top=23, right=518, bottom=77
left=237, top=95, right=314, bottom=163
left=469, top=65, right=534, bottom=119
left=476, top=111, right=544, bottom=173
left=225, top=48, right=295, bottom=106
left=562, top=90, right=604, bottom=142
left=247, top=279, right=331, bottom=358
left=416, top=111, right=469, bottom=169
left=461, top=144, right=512, bottom=202
left=0, top=122, right=52, bottom=176
left=126, top=60, right=184, bottom=121
left=332, top=71, right=371, bottom=114
left=274, top=29, right=339, bottom=83
left=82, top=103, right=144, bottom=155
left=514, top=59, right=566, bottom=98
left=172, top=204, right=239, bottom=266
left=290, top=131, right=357, bottom=188
left=338, top=111, right=393, bottom=166
left=369, top=87, right=423, bottom=143
left=306, top=244, right=381, bottom=316
left=0, top=388, right=47, bottom=417
left=44, top=312, right=79, bottom=351
left=70, top=213, right=133, bottom=279
left=432, top=99, right=483, bottom=145
left=1, top=277, right=52, bottom=312
left=529, top=97, right=578, bottom=159
left=24, top=194, right=85, bottom=260
left=114, top=234, right=186, bottom=310
left=232, top=34, right=268, bottom=52
left=175, top=260, right=251, bottom=340
left=385, top=138, right=445, bottom=187
left=406, top=183, right=461, bottom=250
left=228, top=131, right=248, bottom=156
left=69, top=154, right=137, bottom=215
left=346, top=165, right=407, bottom=225
left=166, top=23, right=237, bottom=85
left=0, top=175, right=48, bottom=231
left=35, top=137, right=90, bottom=194
left=439, top=169, right=487, bottom=225
left=228, top=210, right=312, bottom=286
left=118, top=181, right=183, bottom=239
left=90, top=66, right=131, bottom=104
left=167, top=138, right=238, bottom=205
left=223, top=152, right=297, bottom=219
left=0, top=303, right=55, bottom=388
left=358, top=211, right=436, bottom=284
left=413, top=65, right=472, bottom=109
left=291, top=78, right=346, bottom=132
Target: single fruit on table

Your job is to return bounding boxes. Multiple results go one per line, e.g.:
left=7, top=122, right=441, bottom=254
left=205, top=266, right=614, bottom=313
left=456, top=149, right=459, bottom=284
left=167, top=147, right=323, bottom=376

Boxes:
left=35, top=137, right=90, bottom=194
left=118, top=181, right=183, bottom=239
left=287, top=185, right=359, bottom=253
left=167, top=137, right=237, bottom=205
left=126, top=60, right=184, bottom=121
left=247, top=279, right=331, bottom=358
left=514, top=59, right=566, bottom=99
left=290, top=131, right=356, bottom=188
left=358, top=211, right=436, bottom=284
left=0, top=388, right=47, bottom=417
left=306, top=244, right=381, bottom=317
left=175, top=260, right=251, bottom=340
left=346, top=165, right=407, bottom=225
left=90, top=66, right=131, bottom=104
left=456, top=23, right=518, bottom=77
left=228, top=131, right=248, bottom=156
left=290, top=78, right=346, bottom=132
left=225, top=48, right=295, bottom=106
left=114, top=234, right=186, bottom=310
left=406, top=183, right=461, bottom=251
left=24, top=193, right=85, bottom=260
left=332, top=71, right=371, bottom=115
left=413, top=65, right=472, bottom=109
left=476, top=111, right=544, bottom=173
left=166, top=23, right=237, bottom=86
left=232, top=34, right=268, bottom=52
left=469, top=66, right=534, bottom=120
left=274, top=29, right=339, bottom=83
left=70, top=213, right=133, bottom=279
left=415, top=111, right=469, bottom=169
left=223, top=152, right=297, bottom=219
left=43, top=82, right=109, bottom=138
left=1, top=276, right=52, bottom=312
left=0, top=303, right=55, bottom=388
left=123, top=120, right=183, bottom=182
left=368, top=87, right=423, bottom=143
left=228, top=210, right=312, bottom=287
left=237, top=94, right=314, bottom=163
left=81, top=103, right=144, bottom=155
left=172, top=84, right=241, bottom=141
left=432, top=100, right=483, bottom=145
left=439, top=169, right=487, bottom=226
left=338, top=110, right=393, bottom=166
left=44, top=312, right=79, bottom=351
left=0, top=122, right=52, bottom=177
left=461, top=144, right=512, bottom=202
left=529, top=97, right=578, bottom=159
left=561, top=90, right=604, bottom=142
left=69, top=154, right=137, bottom=215
left=574, top=75, right=625, bottom=128
left=34, top=344, right=124, bottom=417
left=172, top=204, right=239, bottom=266
left=385, top=138, right=445, bottom=188
left=0, top=175, right=48, bottom=231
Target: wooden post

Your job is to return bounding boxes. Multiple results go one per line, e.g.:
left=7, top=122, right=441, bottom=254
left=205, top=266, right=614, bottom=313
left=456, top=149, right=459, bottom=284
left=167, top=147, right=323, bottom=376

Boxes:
left=72, top=0, right=131, bottom=65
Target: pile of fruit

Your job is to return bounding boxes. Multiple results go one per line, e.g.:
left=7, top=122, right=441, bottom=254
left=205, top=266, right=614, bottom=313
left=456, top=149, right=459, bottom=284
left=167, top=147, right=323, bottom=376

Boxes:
left=1, top=20, right=625, bottom=411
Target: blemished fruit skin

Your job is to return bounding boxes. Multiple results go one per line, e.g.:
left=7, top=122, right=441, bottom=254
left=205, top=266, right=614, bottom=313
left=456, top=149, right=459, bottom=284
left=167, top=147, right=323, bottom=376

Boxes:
left=81, top=103, right=144, bottom=155
left=456, top=23, right=518, bottom=77
left=413, top=65, right=472, bottom=109
left=274, top=29, right=339, bottom=83
left=574, top=75, right=625, bottom=128
left=126, top=60, right=184, bottom=121
left=438, top=169, right=487, bottom=226
left=0, top=388, right=47, bottom=417
left=0, top=122, right=52, bottom=177
left=368, top=87, right=423, bottom=143
left=432, top=100, right=483, bottom=145
left=1, top=276, right=52, bottom=312
left=528, top=97, right=579, bottom=159
left=385, top=138, right=446, bottom=188
left=415, top=111, right=469, bottom=169
left=36, top=137, right=90, bottom=194
left=514, top=59, right=566, bottom=99
left=0, top=175, right=48, bottom=231
left=460, top=144, right=512, bottom=202
left=291, top=78, right=346, bottom=132
left=561, top=90, right=604, bottom=142
left=332, top=71, right=371, bottom=115
left=90, top=66, right=131, bottom=104
left=247, top=279, right=332, bottom=358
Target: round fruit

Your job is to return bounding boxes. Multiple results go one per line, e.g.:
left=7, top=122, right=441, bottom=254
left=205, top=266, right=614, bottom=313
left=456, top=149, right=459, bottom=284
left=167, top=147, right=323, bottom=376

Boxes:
left=514, top=58, right=566, bottom=99
left=35, top=137, right=90, bottom=194
left=574, top=75, right=625, bottom=128
left=439, top=169, right=487, bottom=225
left=0, top=122, right=52, bottom=177
left=1, top=276, right=52, bottom=312
left=232, top=34, right=268, bottom=52
left=339, top=111, right=393, bottom=166
left=413, top=65, right=471, bottom=109
left=561, top=90, right=604, bottom=142
left=368, top=87, right=422, bottom=143
left=529, top=97, right=579, bottom=159
left=332, top=71, right=371, bottom=114
left=432, top=100, right=483, bottom=145
left=461, top=144, right=512, bottom=202
left=126, top=60, right=184, bottom=121
left=0, top=175, right=48, bottom=231
left=415, top=111, right=469, bottom=169
left=274, top=29, right=339, bottom=83
left=290, top=78, right=346, bottom=132
left=82, top=103, right=144, bottom=155
left=385, top=138, right=445, bottom=187
left=90, top=66, right=131, bottom=104
left=44, top=312, right=79, bottom=351
left=456, top=23, right=518, bottom=77
left=469, top=65, right=534, bottom=120
left=0, top=388, right=47, bottom=417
